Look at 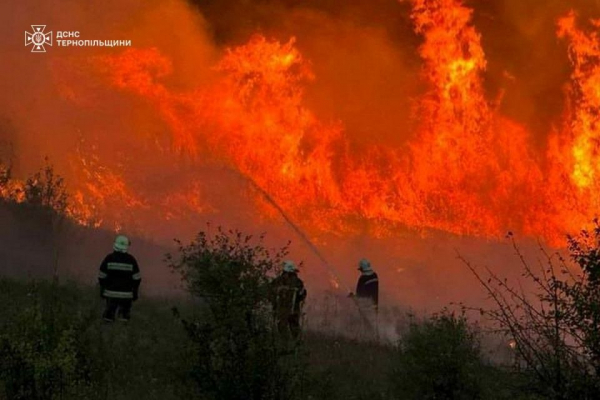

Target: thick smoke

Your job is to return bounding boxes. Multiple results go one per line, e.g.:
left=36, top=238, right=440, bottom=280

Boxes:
left=0, top=0, right=217, bottom=174
left=0, top=0, right=598, bottom=308
left=189, top=0, right=600, bottom=146
left=189, top=0, right=423, bottom=146
left=0, top=0, right=220, bottom=294
left=3, top=0, right=598, bottom=215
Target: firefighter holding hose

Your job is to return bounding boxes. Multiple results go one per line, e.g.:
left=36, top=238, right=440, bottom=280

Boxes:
left=98, top=235, right=142, bottom=322
left=349, top=258, right=380, bottom=338
left=349, top=258, right=379, bottom=309
left=270, top=260, right=307, bottom=340
left=353, top=258, right=379, bottom=309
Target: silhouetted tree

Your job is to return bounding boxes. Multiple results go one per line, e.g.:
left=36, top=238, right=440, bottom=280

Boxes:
left=462, top=227, right=600, bottom=399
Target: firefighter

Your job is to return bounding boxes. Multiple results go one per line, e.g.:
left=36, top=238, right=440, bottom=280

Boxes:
left=352, top=258, right=379, bottom=309
left=98, top=235, right=141, bottom=322
left=270, top=260, right=307, bottom=340
left=348, top=258, right=380, bottom=338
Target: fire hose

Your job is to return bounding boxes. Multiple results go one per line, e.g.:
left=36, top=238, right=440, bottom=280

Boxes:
left=233, top=168, right=376, bottom=332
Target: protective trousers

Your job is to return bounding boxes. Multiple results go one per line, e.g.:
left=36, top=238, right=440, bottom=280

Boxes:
left=276, top=312, right=301, bottom=340
left=103, top=298, right=132, bottom=322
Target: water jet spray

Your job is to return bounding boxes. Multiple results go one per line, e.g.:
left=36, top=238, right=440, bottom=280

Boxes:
left=225, top=165, right=376, bottom=332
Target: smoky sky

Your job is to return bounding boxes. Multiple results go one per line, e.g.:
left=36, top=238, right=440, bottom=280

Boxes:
left=3, top=0, right=600, bottom=167
left=2, top=0, right=599, bottom=306
left=1, top=0, right=600, bottom=223
left=0, top=0, right=599, bottom=239
left=189, top=0, right=600, bottom=148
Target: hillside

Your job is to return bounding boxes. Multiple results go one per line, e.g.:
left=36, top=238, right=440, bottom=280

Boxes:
left=0, top=278, right=523, bottom=400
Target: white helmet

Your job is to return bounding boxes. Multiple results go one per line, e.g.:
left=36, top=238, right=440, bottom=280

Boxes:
left=113, top=235, right=130, bottom=253
left=358, top=258, right=372, bottom=272
left=283, top=260, right=297, bottom=273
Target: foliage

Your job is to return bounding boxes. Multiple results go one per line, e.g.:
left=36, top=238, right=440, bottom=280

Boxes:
left=23, top=158, right=69, bottom=215
left=0, top=278, right=194, bottom=400
left=0, top=159, right=10, bottom=194
left=0, top=140, right=13, bottom=194
left=0, top=280, right=96, bottom=400
left=0, top=273, right=559, bottom=400
left=167, top=227, right=306, bottom=400
left=463, top=227, right=600, bottom=400
left=0, top=155, right=70, bottom=218
left=390, top=311, right=484, bottom=400
left=0, top=153, right=17, bottom=202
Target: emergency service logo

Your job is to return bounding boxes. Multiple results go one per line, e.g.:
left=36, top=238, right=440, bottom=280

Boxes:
left=25, top=25, right=53, bottom=53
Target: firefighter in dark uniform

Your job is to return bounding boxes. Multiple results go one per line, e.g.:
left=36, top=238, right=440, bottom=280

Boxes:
left=349, top=258, right=379, bottom=338
left=354, top=258, right=379, bottom=309
left=270, top=260, right=307, bottom=340
left=98, top=235, right=141, bottom=322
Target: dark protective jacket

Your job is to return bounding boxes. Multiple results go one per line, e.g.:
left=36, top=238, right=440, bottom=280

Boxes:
left=98, top=251, right=141, bottom=300
left=356, top=271, right=379, bottom=307
left=270, top=272, right=307, bottom=315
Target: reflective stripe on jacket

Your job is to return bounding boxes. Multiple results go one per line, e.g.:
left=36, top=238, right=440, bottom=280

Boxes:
left=103, top=289, right=134, bottom=299
left=98, top=251, right=141, bottom=298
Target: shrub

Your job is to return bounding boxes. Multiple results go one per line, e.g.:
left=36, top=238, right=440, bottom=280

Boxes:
left=0, top=159, right=10, bottom=195
left=463, top=227, right=600, bottom=399
left=0, top=281, right=96, bottom=400
left=0, top=156, right=18, bottom=202
left=0, top=140, right=13, bottom=197
left=23, top=158, right=68, bottom=215
left=167, top=227, right=306, bottom=400
left=390, top=312, right=484, bottom=400
left=21, top=159, right=71, bottom=282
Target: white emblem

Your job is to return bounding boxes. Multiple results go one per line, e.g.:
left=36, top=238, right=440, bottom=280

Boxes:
left=25, top=25, right=53, bottom=53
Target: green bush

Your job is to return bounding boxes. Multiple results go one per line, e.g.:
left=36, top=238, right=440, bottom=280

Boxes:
left=390, top=312, right=484, bottom=400
left=0, top=277, right=198, bottom=400
left=167, top=227, right=306, bottom=400
left=0, top=280, right=96, bottom=400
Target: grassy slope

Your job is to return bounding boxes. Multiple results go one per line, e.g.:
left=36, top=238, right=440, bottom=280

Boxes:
left=0, top=201, right=396, bottom=399
left=0, top=279, right=193, bottom=400
left=0, top=201, right=535, bottom=399
left=0, top=278, right=536, bottom=400
left=0, top=278, right=402, bottom=400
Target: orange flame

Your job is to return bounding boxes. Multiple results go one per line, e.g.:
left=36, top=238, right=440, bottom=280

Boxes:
left=557, top=11, right=600, bottom=189
left=27, top=0, right=600, bottom=245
